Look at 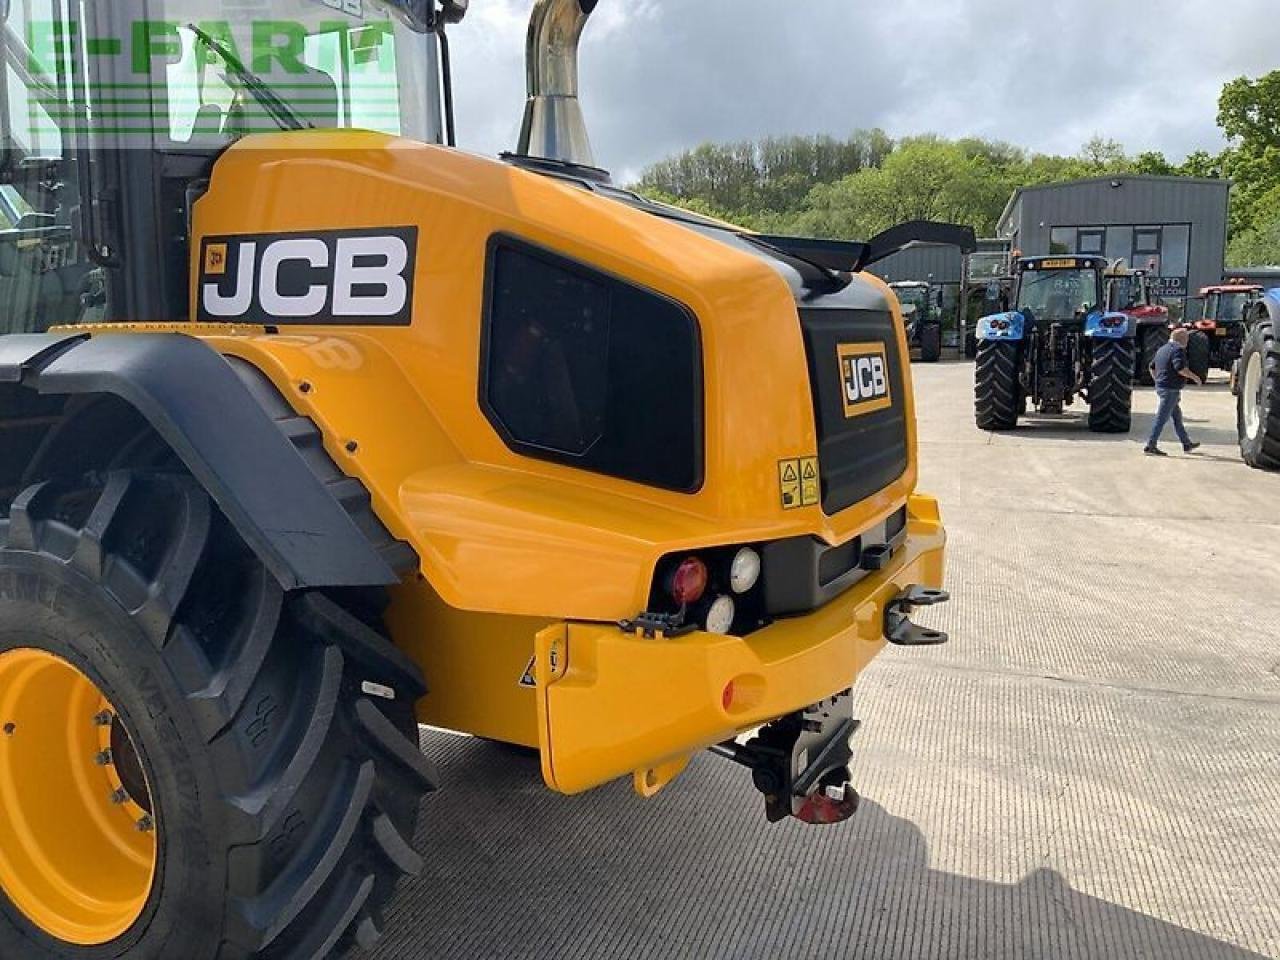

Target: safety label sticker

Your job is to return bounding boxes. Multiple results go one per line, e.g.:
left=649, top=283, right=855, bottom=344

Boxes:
left=779, top=457, right=820, bottom=509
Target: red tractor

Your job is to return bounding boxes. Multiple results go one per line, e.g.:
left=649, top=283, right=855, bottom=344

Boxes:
left=1184, top=283, right=1266, bottom=385
left=1105, top=265, right=1169, bottom=385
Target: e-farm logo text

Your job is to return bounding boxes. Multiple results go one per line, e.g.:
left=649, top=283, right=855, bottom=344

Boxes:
left=198, top=227, right=418, bottom=326
left=20, top=10, right=397, bottom=136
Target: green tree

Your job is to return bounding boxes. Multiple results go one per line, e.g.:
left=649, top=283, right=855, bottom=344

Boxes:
left=1218, top=71, right=1280, bottom=235
left=1227, top=184, right=1280, bottom=265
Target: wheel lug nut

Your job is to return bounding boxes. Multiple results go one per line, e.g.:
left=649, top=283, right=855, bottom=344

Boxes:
left=93, top=711, right=114, bottom=727
left=110, top=788, right=129, bottom=805
left=136, top=815, right=154, bottom=833
left=94, top=749, right=113, bottom=766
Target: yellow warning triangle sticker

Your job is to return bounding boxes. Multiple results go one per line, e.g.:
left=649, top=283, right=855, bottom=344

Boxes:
left=782, top=463, right=799, bottom=482
left=802, top=462, right=817, bottom=480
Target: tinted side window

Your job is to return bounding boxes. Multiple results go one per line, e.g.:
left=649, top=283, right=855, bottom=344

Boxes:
left=482, top=238, right=703, bottom=492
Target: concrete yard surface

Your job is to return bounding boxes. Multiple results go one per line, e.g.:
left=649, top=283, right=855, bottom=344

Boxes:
left=367, top=361, right=1280, bottom=960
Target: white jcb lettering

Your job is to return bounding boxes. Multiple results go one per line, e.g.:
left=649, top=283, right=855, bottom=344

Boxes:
left=259, top=239, right=330, bottom=318
left=844, top=360, right=859, bottom=403
left=871, top=356, right=887, bottom=396
left=858, top=357, right=875, bottom=397
left=202, top=242, right=256, bottom=318
left=333, top=236, right=409, bottom=317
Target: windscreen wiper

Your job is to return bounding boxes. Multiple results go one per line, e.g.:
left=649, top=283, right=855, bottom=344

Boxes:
left=187, top=24, right=313, bottom=132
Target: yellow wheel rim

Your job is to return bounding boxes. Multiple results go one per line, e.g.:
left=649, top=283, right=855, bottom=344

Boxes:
left=0, top=648, right=157, bottom=945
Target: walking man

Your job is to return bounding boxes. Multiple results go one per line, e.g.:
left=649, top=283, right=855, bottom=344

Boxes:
left=1145, top=329, right=1202, bottom=456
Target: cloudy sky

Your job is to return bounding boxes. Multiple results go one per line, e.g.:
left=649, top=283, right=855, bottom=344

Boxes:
left=447, top=0, right=1277, bottom=183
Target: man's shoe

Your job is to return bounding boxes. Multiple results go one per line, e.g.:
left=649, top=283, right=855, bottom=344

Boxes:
left=1183, top=442, right=1201, bottom=453
left=1144, top=446, right=1168, bottom=457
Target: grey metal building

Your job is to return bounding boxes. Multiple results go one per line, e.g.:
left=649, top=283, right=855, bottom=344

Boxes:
left=997, top=175, right=1231, bottom=309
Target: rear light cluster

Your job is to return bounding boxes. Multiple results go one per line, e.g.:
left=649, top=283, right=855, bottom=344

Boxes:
left=653, top=546, right=766, bottom=636
left=990, top=318, right=1011, bottom=331
left=1101, top=315, right=1126, bottom=328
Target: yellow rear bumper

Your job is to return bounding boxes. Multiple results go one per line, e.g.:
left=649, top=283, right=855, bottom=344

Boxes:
left=532, top=495, right=946, bottom=795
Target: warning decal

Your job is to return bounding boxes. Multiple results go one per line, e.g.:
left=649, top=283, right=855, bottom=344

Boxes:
left=779, top=457, right=820, bottom=510
left=518, top=657, right=537, bottom=688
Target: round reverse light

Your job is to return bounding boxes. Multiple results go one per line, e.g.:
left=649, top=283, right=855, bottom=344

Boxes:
left=729, top=547, right=762, bottom=594
left=668, top=557, right=709, bottom=607
left=705, top=595, right=736, bottom=635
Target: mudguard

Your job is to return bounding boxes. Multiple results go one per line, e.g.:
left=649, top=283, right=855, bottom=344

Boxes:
left=1261, top=289, right=1280, bottom=322
left=0, top=332, right=399, bottom=590
left=1083, top=310, right=1133, bottom=339
left=976, top=311, right=1025, bottom=342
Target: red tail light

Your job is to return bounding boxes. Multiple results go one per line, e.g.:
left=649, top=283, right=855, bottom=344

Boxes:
left=668, top=557, right=708, bottom=606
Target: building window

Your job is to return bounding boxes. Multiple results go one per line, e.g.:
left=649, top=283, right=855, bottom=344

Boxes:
left=1078, top=229, right=1106, bottom=255
left=1162, top=224, right=1190, bottom=279
left=1049, top=228, right=1075, bottom=255
left=1106, top=226, right=1133, bottom=265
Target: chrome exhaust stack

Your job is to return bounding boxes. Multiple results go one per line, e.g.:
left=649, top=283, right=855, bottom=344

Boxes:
left=516, top=0, right=600, bottom=169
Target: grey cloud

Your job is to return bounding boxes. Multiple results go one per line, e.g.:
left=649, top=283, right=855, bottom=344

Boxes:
left=448, top=0, right=1277, bottom=180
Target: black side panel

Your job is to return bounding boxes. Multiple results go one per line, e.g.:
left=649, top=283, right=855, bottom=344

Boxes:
left=24, top=334, right=398, bottom=590
left=0, top=333, right=89, bottom=382
left=799, top=308, right=909, bottom=514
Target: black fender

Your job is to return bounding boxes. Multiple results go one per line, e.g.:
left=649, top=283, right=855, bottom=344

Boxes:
left=1255, top=291, right=1280, bottom=328
left=0, top=332, right=402, bottom=590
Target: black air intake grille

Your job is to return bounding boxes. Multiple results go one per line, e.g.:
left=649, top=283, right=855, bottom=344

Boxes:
left=799, top=307, right=909, bottom=514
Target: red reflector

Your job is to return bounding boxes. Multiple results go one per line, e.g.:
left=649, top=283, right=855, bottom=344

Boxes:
left=721, top=680, right=736, bottom=711
left=669, top=557, right=708, bottom=606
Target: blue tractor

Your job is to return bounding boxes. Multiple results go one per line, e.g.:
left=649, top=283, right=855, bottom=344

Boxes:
left=974, top=255, right=1135, bottom=432
left=1237, top=288, right=1280, bottom=470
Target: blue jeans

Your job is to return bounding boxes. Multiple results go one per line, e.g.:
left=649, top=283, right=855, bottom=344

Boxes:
left=1147, top=388, right=1191, bottom=448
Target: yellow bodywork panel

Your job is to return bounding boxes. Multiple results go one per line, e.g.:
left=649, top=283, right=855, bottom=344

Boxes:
left=188, top=131, right=920, bottom=621
left=534, top=497, right=944, bottom=795
left=136, top=130, right=947, bottom=796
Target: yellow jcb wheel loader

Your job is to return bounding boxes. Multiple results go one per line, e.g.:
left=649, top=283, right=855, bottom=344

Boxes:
left=0, top=0, right=971, bottom=956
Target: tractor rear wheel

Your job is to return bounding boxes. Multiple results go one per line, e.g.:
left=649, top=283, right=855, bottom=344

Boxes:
left=974, top=340, right=1022, bottom=430
left=1137, top=326, right=1166, bottom=386
left=0, top=472, right=434, bottom=960
left=1238, top=319, right=1280, bottom=470
left=1088, top=339, right=1135, bottom=434
left=919, top=324, right=942, bottom=363
left=1187, top=331, right=1211, bottom=383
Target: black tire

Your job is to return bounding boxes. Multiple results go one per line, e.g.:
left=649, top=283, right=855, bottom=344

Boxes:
left=974, top=340, right=1022, bottom=430
left=1088, top=338, right=1135, bottom=434
left=1186, top=331, right=1211, bottom=383
left=919, top=324, right=942, bottom=363
left=0, top=472, right=435, bottom=960
left=1238, top=319, right=1280, bottom=470
left=963, top=330, right=977, bottom=360
left=1136, top=326, right=1167, bottom=386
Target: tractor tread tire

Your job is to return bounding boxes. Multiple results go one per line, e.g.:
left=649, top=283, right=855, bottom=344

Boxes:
left=0, top=471, right=433, bottom=960
left=1238, top=319, right=1280, bottom=471
left=974, top=340, right=1021, bottom=430
left=1187, top=331, right=1211, bottom=383
left=919, top=325, right=942, bottom=363
left=1088, top=339, right=1135, bottom=434
left=1137, top=326, right=1167, bottom=386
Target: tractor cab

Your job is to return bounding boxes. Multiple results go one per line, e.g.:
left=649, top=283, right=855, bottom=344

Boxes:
left=1196, top=284, right=1265, bottom=328
left=1105, top=266, right=1161, bottom=314
left=1013, top=256, right=1107, bottom=330
left=0, top=0, right=455, bottom=332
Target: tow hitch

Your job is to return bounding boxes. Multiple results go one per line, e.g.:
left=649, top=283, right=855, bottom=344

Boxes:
left=884, top=584, right=950, bottom=646
left=712, top=691, right=861, bottom=825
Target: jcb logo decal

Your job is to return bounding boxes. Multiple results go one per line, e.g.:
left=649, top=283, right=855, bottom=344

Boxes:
left=838, top=343, right=892, bottom=417
left=197, top=227, right=417, bottom=326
